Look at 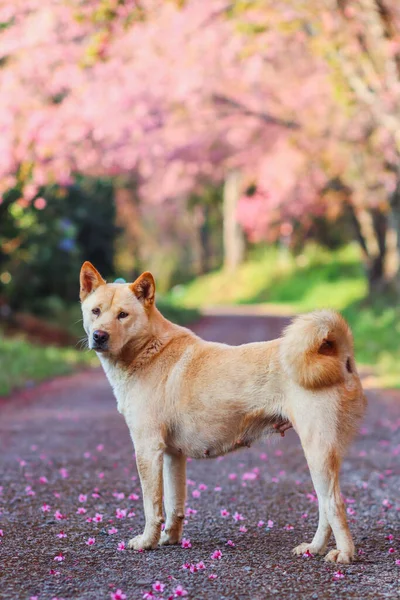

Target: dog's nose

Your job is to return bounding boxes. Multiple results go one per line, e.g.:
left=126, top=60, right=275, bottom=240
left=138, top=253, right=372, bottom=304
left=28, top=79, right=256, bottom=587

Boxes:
left=93, top=330, right=109, bottom=346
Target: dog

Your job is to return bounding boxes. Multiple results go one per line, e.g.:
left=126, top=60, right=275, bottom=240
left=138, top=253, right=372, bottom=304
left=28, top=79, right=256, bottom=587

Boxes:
left=79, top=261, right=366, bottom=564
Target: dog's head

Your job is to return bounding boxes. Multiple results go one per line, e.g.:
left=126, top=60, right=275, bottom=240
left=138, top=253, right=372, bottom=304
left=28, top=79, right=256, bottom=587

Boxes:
left=79, top=261, right=155, bottom=356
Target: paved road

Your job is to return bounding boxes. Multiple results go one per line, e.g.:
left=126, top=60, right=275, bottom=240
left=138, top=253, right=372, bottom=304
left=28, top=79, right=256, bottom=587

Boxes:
left=1, top=314, right=399, bottom=600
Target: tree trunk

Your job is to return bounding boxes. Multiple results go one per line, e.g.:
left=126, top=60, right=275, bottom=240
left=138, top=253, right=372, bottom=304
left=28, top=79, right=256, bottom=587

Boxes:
left=223, top=170, right=245, bottom=271
left=348, top=203, right=389, bottom=294
left=114, top=185, right=142, bottom=280
left=389, top=175, right=400, bottom=290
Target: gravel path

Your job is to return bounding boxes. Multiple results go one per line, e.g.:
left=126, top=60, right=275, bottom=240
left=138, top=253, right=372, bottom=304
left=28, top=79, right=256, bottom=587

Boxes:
left=1, top=313, right=399, bottom=600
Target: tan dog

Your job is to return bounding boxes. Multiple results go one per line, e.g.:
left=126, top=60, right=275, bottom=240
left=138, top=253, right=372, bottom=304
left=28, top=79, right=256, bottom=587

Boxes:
left=79, top=262, right=366, bottom=564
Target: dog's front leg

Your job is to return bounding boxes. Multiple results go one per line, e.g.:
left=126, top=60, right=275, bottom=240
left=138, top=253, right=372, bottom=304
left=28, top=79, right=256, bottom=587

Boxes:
left=128, top=440, right=164, bottom=551
left=159, top=452, right=187, bottom=546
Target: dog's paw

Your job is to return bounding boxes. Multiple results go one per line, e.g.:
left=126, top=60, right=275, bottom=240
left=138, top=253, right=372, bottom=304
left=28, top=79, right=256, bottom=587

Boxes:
left=128, top=534, right=158, bottom=551
left=292, top=542, right=326, bottom=557
left=159, top=530, right=181, bottom=546
left=324, top=548, right=354, bottom=564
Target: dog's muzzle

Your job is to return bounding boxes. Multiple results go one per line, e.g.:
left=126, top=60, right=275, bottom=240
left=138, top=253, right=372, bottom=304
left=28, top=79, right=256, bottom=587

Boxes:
left=92, top=329, right=109, bottom=352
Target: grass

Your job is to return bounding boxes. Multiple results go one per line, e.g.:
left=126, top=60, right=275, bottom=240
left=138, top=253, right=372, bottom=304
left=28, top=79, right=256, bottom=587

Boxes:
left=0, top=300, right=199, bottom=397
left=167, top=244, right=400, bottom=388
left=169, top=244, right=367, bottom=311
left=0, top=332, right=97, bottom=397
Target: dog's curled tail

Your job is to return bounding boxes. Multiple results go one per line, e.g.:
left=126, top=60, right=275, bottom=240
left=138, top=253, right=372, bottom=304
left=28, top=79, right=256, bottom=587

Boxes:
left=280, top=309, right=356, bottom=390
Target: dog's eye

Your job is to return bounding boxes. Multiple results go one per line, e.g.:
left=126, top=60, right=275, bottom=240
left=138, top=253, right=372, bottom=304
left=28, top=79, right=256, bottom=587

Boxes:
left=92, top=308, right=100, bottom=316
left=118, top=311, right=128, bottom=320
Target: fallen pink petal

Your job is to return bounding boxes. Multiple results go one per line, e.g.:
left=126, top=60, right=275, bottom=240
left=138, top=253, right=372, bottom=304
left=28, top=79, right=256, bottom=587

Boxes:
left=86, top=537, right=96, bottom=546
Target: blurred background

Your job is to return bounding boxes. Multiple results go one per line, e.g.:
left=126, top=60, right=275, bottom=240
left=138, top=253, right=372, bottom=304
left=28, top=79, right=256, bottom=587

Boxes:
left=1, top=0, right=400, bottom=395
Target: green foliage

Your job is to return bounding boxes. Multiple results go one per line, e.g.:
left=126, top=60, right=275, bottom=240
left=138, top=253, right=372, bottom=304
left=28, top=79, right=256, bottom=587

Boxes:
left=1, top=179, right=118, bottom=313
left=157, top=298, right=199, bottom=326
left=343, top=300, right=400, bottom=388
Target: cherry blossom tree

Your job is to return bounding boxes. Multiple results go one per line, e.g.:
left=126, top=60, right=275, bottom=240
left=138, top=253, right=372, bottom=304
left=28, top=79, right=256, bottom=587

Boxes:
left=1, top=0, right=400, bottom=288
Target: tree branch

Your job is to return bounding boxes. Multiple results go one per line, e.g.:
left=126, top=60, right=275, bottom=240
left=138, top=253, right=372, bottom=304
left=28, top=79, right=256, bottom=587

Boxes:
left=212, top=94, right=300, bottom=130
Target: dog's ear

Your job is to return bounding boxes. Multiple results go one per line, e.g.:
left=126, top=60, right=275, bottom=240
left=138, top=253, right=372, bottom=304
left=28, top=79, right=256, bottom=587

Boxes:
left=80, top=261, right=106, bottom=301
left=130, top=272, right=155, bottom=307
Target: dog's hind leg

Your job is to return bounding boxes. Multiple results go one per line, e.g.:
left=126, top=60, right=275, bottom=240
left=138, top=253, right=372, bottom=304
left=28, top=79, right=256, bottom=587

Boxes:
left=292, top=427, right=355, bottom=563
left=159, top=452, right=187, bottom=546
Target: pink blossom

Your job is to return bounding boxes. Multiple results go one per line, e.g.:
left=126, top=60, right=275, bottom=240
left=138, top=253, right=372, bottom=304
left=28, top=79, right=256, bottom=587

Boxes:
left=59, top=468, right=69, bottom=479
left=242, top=472, right=257, bottom=481
left=97, top=444, right=104, bottom=452
left=173, top=585, right=188, bottom=597
left=41, top=504, right=51, bottom=512
left=111, top=590, right=127, bottom=600
left=233, top=512, right=244, bottom=522
left=129, top=493, right=139, bottom=500
left=284, top=524, right=294, bottom=531
left=76, top=507, right=87, bottom=514
left=257, top=520, right=264, bottom=527
left=54, top=510, right=66, bottom=521
left=386, top=534, right=394, bottom=541
left=53, top=553, right=65, bottom=562
left=333, top=570, right=345, bottom=579
left=116, top=508, right=127, bottom=519
left=93, top=513, right=103, bottom=522
left=152, top=581, right=165, bottom=592
left=302, top=549, right=314, bottom=558
left=239, top=525, right=247, bottom=533
left=198, top=483, right=207, bottom=490
left=181, top=538, right=192, bottom=548
left=143, top=593, right=154, bottom=600
left=211, top=549, right=222, bottom=560
left=79, top=494, right=87, bottom=502
left=196, top=560, right=206, bottom=569
left=186, top=507, right=197, bottom=516
left=113, top=492, right=125, bottom=500
left=0, top=530, right=3, bottom=537
left=395, top=559, right=400, bottom=566
left=389, top=548, right=396, bottom=554
left=39, top=476, right=48, bottom=484
left=192, top=490, right=200, bottom=498
left=228, top=473, right=237, bottom=480
left=108, top=527, right=118, bottom=534
left=226, top=540, right=235, bottom=547
left=220, top=509, right=230, bottom=517
left=208, top=574, right=217, bottom=580
left=86, top=537, right=96, bottom=546
left=57, top=531, right=67, bottom=538
left=117, top=541, right=126, bottom=551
